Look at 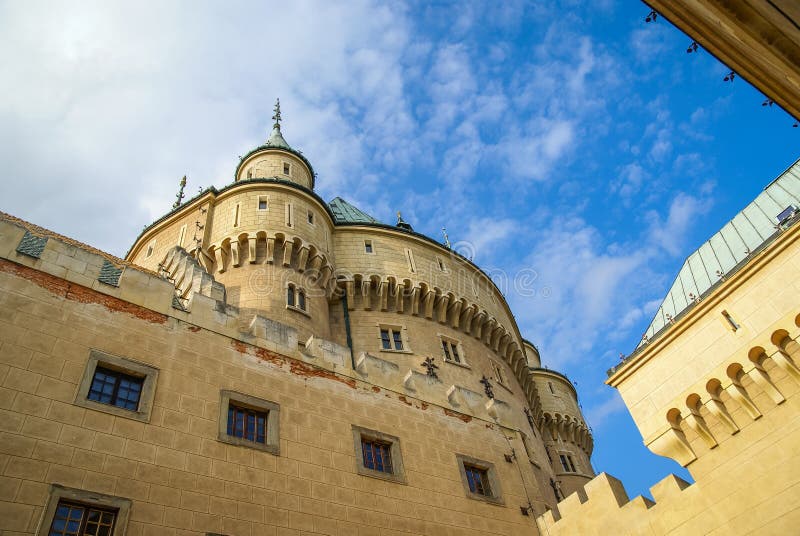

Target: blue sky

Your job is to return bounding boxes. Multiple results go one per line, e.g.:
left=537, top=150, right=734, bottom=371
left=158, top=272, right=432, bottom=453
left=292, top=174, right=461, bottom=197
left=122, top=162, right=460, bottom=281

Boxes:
left=1, top=0, right=797, bottom=500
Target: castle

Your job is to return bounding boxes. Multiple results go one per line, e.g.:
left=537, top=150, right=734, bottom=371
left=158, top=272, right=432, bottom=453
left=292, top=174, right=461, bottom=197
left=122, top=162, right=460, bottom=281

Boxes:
left=0, top=105, right=594, bottom=534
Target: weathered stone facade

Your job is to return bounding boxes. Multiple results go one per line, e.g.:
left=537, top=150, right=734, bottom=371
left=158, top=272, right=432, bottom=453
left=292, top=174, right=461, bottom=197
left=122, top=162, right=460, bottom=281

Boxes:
left=0, top=119, right=591, bottom=534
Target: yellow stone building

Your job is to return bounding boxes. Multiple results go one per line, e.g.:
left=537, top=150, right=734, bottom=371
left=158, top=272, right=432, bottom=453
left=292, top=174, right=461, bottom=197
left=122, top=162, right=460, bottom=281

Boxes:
left=0, top=107, right=594, bottom=534
left=537, top=161, right=800, bottom=535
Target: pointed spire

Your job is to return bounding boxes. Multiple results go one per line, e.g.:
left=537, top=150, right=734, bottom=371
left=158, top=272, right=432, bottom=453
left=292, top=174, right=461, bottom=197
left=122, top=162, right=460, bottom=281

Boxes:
left=172, top=175, right=187, bottom=209
left=266, top=97, right=291, bottom=150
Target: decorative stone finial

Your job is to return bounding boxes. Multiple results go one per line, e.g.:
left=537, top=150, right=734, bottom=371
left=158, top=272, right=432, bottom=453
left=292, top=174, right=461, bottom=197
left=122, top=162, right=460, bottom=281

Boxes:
left=442, top=227, right=451, bottom=249
left=173, top=175, right=187, bottom=209
left=396, top=211, right=413, bottom=232
left=272, top=98, right=282, bottom=129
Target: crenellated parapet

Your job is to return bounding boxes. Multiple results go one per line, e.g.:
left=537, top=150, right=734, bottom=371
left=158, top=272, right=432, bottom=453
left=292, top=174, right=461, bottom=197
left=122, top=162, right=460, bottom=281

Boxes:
left=205, top=230, right=335, bottom=292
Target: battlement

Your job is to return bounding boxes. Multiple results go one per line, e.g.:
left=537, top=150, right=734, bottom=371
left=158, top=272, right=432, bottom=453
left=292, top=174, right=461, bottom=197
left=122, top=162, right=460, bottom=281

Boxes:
left=537, top=472, right=691, bottom=535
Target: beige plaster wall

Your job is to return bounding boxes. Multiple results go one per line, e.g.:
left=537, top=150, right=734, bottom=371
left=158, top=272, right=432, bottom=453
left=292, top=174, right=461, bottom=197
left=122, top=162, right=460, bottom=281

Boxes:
left=237, top=150, right=313, bottom=189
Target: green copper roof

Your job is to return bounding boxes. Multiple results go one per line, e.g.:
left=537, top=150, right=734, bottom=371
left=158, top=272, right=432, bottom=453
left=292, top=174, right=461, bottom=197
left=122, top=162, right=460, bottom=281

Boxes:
left=636, top=158, right=800, bottom=351
left=328, top=197, right=380, bottom=224
left=265, top=125, right=291, bottom=150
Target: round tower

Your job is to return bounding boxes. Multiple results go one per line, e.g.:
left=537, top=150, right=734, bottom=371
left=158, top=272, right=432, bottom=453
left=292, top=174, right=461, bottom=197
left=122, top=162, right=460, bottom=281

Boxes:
left=127, top=100, right=335, bottom=341
left=530, top=366, right=594, bottom=500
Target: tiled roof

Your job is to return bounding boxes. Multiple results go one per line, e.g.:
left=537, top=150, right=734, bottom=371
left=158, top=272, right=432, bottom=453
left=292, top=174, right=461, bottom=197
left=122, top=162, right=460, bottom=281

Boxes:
left=328, top=197, right=380, bottom=224
left=636, top=158, right=800, bottom=351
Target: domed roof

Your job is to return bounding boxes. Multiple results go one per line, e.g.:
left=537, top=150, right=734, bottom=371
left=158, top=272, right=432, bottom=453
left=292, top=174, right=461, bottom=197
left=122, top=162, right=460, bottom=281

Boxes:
left=234, top=99, right=316, bottom=187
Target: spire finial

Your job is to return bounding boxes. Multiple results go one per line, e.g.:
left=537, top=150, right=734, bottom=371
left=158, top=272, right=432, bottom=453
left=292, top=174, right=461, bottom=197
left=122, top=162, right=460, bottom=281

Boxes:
left=272, top=98, right=282, bottom=129
left=173, top=175, right=187, bottom=209
left=442, top=227, right=451, bottom=249
left=396, top=210, right=413, bottom=231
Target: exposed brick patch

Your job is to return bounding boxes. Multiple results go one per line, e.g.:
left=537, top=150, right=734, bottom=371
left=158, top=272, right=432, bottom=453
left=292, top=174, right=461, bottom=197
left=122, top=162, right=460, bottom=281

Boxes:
left=0, top=257, right=167, bottom=325
left=397, top=395, right=413, bottom=407
left=289, top=360, right=356, bottom=389
left=230, top=338, right=356, bottom=389
left=443, top=408, right=472, bottom=423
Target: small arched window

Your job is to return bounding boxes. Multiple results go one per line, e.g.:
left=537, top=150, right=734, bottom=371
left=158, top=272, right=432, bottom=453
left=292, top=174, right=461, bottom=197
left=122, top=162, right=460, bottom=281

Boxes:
left=298, top=290, right=306, bottom=311
left=247, top=168, right=253, bottom=179
left=287, top=284, right=295, bottom=307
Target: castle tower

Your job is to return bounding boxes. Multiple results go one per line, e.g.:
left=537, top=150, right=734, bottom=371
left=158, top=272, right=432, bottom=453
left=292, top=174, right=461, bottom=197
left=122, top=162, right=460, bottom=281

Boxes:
left=127, top=100, right=335, bottom=341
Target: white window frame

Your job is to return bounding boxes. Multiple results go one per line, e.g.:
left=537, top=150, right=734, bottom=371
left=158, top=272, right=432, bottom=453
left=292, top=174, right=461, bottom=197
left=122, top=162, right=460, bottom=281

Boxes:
left=378, top=324, right=409, bottom=353
left=440, top=336, right=467, bottom=367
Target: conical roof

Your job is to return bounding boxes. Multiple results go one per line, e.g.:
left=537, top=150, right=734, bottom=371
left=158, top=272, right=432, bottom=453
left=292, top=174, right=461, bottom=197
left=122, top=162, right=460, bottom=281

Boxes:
left=265, top=125, right=291, bottom=150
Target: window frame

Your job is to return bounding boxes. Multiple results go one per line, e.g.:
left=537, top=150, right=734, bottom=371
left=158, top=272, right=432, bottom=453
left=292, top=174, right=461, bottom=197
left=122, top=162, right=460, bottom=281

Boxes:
left=378, top=325, right=409, bottom=353
left=286, top=283, right=310, bottom=316
left=36, top=484, right=132, bottom=536
left=218, top=390, right=280, bottom=455
left=352, top=425, right=407, bottom=484
left=257, top=195, right=269, bottom=212
left=440, top=336, right=467, bottom=367
left=559, top=453, right=578, bottom=473
left=75, top=350, right=158, bottom=423
left=364, top=239, right=374, bottom=254
left=283, top=161, right=291, bottom=176
left=307, top=210, right=315, bottom=226
left=455, top=454, right=503, bottom=505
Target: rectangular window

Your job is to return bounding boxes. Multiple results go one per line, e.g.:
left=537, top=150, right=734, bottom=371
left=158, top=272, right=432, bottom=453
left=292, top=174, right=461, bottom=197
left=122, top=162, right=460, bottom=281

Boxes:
left=75, top=350, right=158, bottom=423
left=456, top=454, right=502, bottom=504
left=48, top=501, right=116, bottom=535
left=365, top=240, right=373, bottom=254
left=380, top=327, right=404, bottom=351
left=437, top=257, right=446, bottom=271
left=287, top=285, right=296, bottom=307
left=464, top=464, right=490, bottom=496
left=361, top=438, right=393, bottom=473
left=286, top=203, right=293, bottom=227
left=559, top=454, right=577, bottom=473
left=257, top=196, right=269, bottom=211
left=39, top=485, right=131, bottom=536
left=177, top=224, right=187, bottom=247
left=441, top=339, right=462, bottom=364
left=88, top=367, right=143, bottom=411
left=307, top=211, right=314, bottom=225
left=722, top=310, right=740, bottom=331
left=405, top=248, right=416, bottom=272
left=233, top=203, right=241, bottom=227
left=227, top=404, right=267, bottom=445
left=145, top=240, right=156, bottom=259
left=352, top=425, right=406, bottom=483
left=218, top=391, right=280, bottom=455
left=548, top=382, right=555, bottom=394
left=492, top=361, right=506, bottom=386
left=283, top=162, right=290, bottom=175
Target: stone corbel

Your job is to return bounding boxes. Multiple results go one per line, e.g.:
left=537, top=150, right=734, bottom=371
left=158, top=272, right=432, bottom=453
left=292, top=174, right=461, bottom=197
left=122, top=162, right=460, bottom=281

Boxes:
left=706, top=397, right=740, bottom=435
left=213, top=247, right=226, bottom=273
left=449, top=300, right=463, bottom=329
left=282, top=241, right=294, bottom=267
left=724, top=382, right=762, bottom=420
left=748, top=362, right=785, bottom=405
left=230, top=241, right=241, bottom=267
left=265, top=237, right=275, bottom=264
left=646, top=426, right=696, bottom=467
left=296, top=246, right=310, bottom=272
left=683, top=412, right=717, bottom=449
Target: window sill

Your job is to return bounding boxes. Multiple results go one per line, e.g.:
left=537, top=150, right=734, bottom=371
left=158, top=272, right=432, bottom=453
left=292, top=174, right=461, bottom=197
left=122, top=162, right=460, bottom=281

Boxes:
left=443, top=359, right=470, bottom=369
left=286, top=305, right=311, bottom=318
left=356, top=466, right=408, bottom=484
left=218, top=434, right=280, bottom=455
left=555, top=470, right=592, bottom=478
left=379, top=348, right=413, bottom=354
left=465, top=491, right=504, bottom=506
left=76, top=398, right=150, bottom=423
